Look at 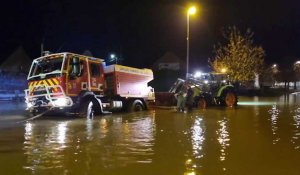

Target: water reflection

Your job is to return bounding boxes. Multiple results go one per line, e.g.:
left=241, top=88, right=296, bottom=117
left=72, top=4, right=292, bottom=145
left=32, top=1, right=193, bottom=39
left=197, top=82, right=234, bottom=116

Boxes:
left=253, top=96, right=260, bottom=115
left=191, top=117, right=205, bottom=159
left=184, top=159, right=197, bottom=175
left=57, top=122, right=68, bottom=145
left=280, top=92, right=300, bottom=105
left=108, top=114, right=156, bottom=165
left=86, top=119, right=93, bottom=140
left=268, top=104, right=280, bottom=144
left=292, top=107, right=300, bottom=149
left=23, top=121, right=69, bottom=173
left=22, top=112, right=156, bottom=174
left=293, top=108, right=300, bottom=129
left=3, top=96, right=298, bottom=174
left=99, top=118, right=109, bottom=138
left=217, top=119, right=230, bottom=162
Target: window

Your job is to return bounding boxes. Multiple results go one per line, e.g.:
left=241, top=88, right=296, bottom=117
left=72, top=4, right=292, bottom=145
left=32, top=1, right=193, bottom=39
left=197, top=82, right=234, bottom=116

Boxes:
left=30, top=57, right=63, bottom=77
left=69, top=57, right=84, bottom=78
left=90, top=63, right=101, bottom=77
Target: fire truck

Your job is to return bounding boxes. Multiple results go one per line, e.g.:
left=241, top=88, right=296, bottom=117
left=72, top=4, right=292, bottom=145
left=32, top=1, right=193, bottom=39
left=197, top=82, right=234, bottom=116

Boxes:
left=25, top=52, right=155, bottom=118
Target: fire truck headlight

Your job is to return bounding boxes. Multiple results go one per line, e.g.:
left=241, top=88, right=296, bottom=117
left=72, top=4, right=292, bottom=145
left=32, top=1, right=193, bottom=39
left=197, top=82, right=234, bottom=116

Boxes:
left=53, top=98, right=68, bottom=107
left=26, top=102, right=33, bottom=108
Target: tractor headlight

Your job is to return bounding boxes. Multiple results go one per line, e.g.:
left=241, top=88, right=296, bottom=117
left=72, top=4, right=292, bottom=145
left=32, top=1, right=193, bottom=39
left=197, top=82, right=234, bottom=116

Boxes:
left=53, top=98, right=68, bottom=107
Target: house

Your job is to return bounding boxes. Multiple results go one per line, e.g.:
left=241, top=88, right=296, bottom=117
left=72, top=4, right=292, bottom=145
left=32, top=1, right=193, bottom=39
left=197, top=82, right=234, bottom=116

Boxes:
left=0, top=46, right=30, bottom=95
left=0, top=46, right=32, bottom=73
left=150, top=52, right=186, bottom=91
left=151, top=52, right=185, bottom=71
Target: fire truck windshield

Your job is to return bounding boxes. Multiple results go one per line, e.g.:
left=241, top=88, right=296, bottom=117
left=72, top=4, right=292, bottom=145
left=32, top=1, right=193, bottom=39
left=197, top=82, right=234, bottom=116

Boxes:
left=28, top=57, right=64, bottom=80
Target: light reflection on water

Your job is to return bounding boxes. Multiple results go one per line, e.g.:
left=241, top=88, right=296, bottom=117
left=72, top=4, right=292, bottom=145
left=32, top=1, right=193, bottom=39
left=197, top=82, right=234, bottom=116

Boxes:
left=292, top=107, right=300, bottom=149
left=23, top=121, right=69, bottom=172
left=293, top=108, right=300, bottom=129
left=0, top=95, right=300, bottom=174
left=268, top=104, right=280, bottom=144
left=22, top=112, right=156, bottom=174
left=237, top=101, right=276, bottom=106
left=191, top=117, right=205, bottom=160
left=217, top=119, right=229, bottom=162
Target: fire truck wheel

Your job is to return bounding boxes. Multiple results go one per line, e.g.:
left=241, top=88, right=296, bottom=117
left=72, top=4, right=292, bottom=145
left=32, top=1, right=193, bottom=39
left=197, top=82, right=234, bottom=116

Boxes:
left=128, top=99, right=145, bottom=112
left=79, top=100, right=95, bottom=119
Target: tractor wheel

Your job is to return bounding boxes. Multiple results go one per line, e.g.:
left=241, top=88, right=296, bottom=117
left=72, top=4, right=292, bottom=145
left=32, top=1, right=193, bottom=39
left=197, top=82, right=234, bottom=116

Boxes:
left=197, top=97, right=207, bottom=109
left=221, top=91, right=237, bottom=107
left=127, top=99, right=145, bottom=112
left=79, top=100, right=95, bottom=119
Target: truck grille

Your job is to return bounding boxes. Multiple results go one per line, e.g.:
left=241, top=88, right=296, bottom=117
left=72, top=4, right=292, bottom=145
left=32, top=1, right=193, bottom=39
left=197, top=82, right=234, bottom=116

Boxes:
left=32, top=88, right=47, bottom=95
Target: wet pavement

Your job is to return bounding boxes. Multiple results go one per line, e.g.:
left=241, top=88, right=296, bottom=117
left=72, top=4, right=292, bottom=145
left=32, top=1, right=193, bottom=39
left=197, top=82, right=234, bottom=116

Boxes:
left=0, top=94, right=300, bottom=175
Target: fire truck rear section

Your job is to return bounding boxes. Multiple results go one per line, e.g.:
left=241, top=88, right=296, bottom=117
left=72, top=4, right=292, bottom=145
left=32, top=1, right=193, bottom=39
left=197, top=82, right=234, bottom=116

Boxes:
left=25, top=52, right=155, bottom=118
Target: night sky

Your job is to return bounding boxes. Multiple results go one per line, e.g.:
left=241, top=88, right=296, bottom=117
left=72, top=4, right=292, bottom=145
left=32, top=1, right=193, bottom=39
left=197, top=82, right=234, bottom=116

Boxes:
left=1, top=0, right=300, bottom=71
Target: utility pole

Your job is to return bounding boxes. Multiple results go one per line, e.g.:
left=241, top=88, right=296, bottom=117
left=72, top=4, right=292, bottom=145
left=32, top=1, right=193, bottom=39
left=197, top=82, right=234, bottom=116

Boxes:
left=41, top=43, right=44, bottom=56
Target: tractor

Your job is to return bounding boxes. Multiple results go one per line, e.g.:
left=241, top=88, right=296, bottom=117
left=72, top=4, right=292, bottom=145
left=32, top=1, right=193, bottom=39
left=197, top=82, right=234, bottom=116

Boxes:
left=155, top=72, right=238, bottom=108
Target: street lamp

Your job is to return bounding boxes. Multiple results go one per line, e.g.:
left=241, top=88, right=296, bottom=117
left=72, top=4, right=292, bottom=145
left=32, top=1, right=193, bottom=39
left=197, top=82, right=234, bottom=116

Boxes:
left=186, top=6, right=196, bottom=78
left=110, top=53, right=118, bottom=64
left=221, top=68, right=227, bottom=73
left=110, top=54, right=115, bottom=59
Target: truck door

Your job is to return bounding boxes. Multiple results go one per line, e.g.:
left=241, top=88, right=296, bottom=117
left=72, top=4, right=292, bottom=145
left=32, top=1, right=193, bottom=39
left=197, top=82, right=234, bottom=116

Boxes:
left=66, top=55, right=88, bottom=96
left=88, top=60, right=104, bottom=95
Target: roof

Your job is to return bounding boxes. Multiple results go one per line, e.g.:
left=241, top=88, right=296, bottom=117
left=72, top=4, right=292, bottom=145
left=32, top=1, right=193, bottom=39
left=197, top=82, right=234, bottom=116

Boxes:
left=151, top=51, right=185, bottom=70
left=0, top=46, right=32, bottom=73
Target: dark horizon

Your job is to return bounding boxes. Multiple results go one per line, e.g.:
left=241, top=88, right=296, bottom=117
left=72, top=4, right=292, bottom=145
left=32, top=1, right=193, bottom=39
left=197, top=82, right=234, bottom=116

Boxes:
left=1, top=0, right=300, bottom=71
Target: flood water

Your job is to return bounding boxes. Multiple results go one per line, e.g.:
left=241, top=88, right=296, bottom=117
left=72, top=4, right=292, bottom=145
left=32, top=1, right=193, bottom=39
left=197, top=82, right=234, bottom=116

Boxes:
left=0, top=94, right=300, bottom=175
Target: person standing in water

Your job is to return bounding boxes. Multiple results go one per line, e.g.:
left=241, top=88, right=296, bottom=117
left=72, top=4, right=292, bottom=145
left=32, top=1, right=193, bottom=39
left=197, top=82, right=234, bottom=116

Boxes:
left=175, top=84, right=188, bottom=112
left=186, top=85, right=194, bottom=111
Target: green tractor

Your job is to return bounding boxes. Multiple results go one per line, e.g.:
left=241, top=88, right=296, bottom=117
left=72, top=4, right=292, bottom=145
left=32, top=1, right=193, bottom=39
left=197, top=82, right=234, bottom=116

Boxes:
left=168, top=73, right=238, bottom=108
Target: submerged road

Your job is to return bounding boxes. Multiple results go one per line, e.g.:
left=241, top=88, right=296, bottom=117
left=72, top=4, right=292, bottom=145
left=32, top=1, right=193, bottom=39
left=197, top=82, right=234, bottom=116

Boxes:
left=0, top=94, right=300, bottom=175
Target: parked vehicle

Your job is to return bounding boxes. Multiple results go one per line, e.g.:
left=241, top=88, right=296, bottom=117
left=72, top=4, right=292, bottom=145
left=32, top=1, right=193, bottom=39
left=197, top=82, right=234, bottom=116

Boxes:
left=155, top=73, right=237, bottom=108
left=25, top=52, right=155, bottom=117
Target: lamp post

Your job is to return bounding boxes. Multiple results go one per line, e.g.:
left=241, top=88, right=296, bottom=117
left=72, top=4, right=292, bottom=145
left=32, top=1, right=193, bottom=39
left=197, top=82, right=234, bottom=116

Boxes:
left=110, top=53, right=118, bottom=64
left=221, top=68, right=227, bottom=73
left=186, top=6, right=196, bottom=78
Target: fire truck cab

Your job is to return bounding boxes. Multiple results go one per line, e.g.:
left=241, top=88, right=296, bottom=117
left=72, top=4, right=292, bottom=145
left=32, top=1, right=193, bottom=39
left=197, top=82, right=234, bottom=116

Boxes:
left=25, top=52, right=155, bottom=118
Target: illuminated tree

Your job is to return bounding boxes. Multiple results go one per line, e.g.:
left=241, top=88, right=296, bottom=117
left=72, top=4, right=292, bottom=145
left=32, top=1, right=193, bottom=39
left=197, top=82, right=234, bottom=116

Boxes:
left=260, top=64, right=278, bottom=87
left=210, top=26, right=265, bottom=83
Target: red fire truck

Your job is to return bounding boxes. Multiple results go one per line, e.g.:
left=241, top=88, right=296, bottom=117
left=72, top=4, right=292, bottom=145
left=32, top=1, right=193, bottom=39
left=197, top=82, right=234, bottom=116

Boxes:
left=25, top=52, right=155, bottom=118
